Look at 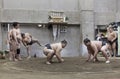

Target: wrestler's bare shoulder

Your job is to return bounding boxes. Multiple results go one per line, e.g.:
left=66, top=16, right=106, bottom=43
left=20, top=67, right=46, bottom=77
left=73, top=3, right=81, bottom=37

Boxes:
left=51, top=43, right=61, bottom=49
left=91, top=41, right=101, bottom=46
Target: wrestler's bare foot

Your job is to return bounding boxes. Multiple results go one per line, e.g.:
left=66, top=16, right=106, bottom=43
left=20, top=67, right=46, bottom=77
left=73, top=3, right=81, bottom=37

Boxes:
left=58, top=59, right=64, bottom=63
left=9, top=57, right=12, bottom=61
left=27, top=56, right=31, bottom=59
left=106, top=60, right=110, bottom=64
left=49, top=60, right=54, bottom=63
left=18, top=57, right=22, bottom=61
left=46, top=61, right=51, bottom=65
left=14, top=58, right=18, bottom=62
left=61, top=59, right=64, bottom=62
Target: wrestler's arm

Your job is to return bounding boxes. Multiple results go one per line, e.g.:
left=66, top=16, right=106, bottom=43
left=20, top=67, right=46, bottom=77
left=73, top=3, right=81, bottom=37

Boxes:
left=55, top=48, right=63, bottom=62
left=91, top=44, right=98, bottom=61
left=18, top=29, right=22, bottom=41
left=22, top=40, right=28, bottom=47
left=86, top=49, right=91, bottom=62
left=28, top=33, right=32, bottom=39
left=112, top=32, right=117, bottom=42
left=30, top=35, right=32, bottom=38
left=7, top=31, right=11, bottom=43
left=13, top=30, right=18, bottom=44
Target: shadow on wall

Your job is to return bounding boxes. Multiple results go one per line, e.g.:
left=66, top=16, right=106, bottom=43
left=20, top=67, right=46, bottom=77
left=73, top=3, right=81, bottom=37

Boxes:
left=81, top=44, right=88, bottom=58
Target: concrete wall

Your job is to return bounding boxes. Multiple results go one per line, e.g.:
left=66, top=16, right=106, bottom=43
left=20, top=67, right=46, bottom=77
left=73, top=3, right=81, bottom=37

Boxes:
left=79, top=0, right=94, bottom=40
left=3, top=0, right=78, bottom=11
left=79, top=0, right=94, bottom=57
left=1, top=0, right=80, bottom=24
left=0, top=24, right=2, bottom=50
left=20, top=24, right=80, bottom=57
left=94, top=0, right=117, bottom=25
left=1, top=0, right=120, bottom=57
left=0, top=0, right=81, bottom=57
left=116, top=0, right=120, bottom=22
left=2, top=10, right=80, bottom=24
left=0, top=0, right=3, bottom=49
left=0, top=0, right=3, bottom=21
left=1, top=24, right=8, bottom=50
left=1, top=24, right=81, bottom=57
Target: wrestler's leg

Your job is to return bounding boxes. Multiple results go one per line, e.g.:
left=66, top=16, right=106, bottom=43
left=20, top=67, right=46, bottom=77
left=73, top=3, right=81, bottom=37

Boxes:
left=109, top=44, right=114, bottom=57
left=112, top=42, right=116, bottom=57
left=13, top=50, right=18, bottom=61
left=91, top=52, right=99, bottom=62
left=43, top=47, right=54, bottom=64
left=47, top=52, right=54, bottom=64
left=16, top=48, right=22, bottom=60
left=26, top=46, right=31, bottom=59
left=9, top=43, right=17, bottom=61
left=101, top=46, right=110, bottom=63
left=9, top=50, right=13, bottom=61
left=107, top=43, right=112, bottom=57
left=31, top=39, right=41, bottom=46
left=9, top=43, right=13, bottom=61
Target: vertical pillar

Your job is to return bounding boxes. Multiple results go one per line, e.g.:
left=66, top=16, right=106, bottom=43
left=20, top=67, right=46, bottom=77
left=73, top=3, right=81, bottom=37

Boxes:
left=118, top=26, right=120, bottom=55
left=0, top=24, right=2, bottom=49
left=80, top=0, right=95, bottom=40
left=79, top=0, right=95, bottom=57
left=0, top=0, right=3, bottom=21
left=0, top=0, right=3, bottom=49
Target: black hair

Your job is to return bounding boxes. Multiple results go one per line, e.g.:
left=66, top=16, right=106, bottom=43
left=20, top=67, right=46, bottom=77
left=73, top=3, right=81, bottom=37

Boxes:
left=84, top=38, right=90, bottom=44
left=101, top=34, right=104, bottom=36
left=61, top=40, right=67, bottom=45
left=21, top=33, right=25, bottom=38
left=13, top=22, right=19, bottom=27
left=109, top=26, right=114, bottom=30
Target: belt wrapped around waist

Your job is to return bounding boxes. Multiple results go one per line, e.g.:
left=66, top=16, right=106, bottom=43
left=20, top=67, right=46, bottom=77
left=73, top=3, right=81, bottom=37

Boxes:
left=45, top=44, right=52, bottom=49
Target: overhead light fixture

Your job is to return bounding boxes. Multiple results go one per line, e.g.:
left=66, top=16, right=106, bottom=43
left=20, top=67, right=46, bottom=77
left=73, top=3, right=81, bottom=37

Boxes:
left=38, top=24, right=42, bottom=27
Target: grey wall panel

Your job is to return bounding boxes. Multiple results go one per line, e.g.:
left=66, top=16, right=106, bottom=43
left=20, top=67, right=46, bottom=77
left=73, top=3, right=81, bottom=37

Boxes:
left=3, top=0, right=79, bottom=11
left=50, top=0, right=79, bottom=11
left=3, top=0, right=50, bottom=10
left=2, top=9, right=80, bottom=24
left=94, top=0, right=117, bottom=25
left=2, top=9, right=49, bottom=23
left=94, top=0, right=116, bottom=12
left=95, top=12, right=116, bottom=25
left=80, top=0, right=94, bottom=10
left=1, top=24, right=81, bottom=57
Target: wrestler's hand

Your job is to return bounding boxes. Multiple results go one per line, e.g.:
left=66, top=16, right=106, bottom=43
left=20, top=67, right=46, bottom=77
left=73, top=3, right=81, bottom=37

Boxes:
left=90, top=58, right=94, bottom=62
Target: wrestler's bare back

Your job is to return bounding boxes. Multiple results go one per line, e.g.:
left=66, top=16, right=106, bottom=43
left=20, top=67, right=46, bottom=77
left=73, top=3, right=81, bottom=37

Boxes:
left=50, top=43, right=62, bottom=53
left=23, top=33, right=32, bottom=43
left=87, top=41, right=102, bottom=53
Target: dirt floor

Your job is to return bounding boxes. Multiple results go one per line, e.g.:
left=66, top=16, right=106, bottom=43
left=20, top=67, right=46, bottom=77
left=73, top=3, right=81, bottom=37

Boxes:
left=0, top=57, right=120, bottom=79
